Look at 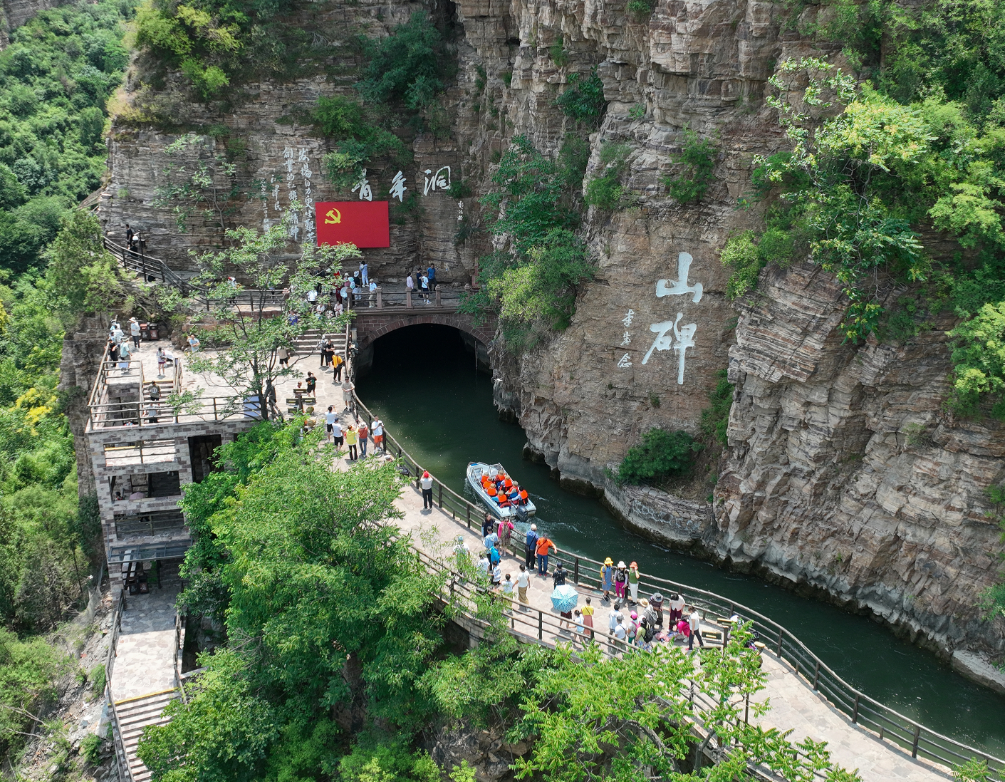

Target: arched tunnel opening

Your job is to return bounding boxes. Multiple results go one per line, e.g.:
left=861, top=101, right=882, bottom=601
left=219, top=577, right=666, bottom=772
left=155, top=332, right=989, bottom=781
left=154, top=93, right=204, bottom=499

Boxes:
left=354, top=323, right=490, bottom=379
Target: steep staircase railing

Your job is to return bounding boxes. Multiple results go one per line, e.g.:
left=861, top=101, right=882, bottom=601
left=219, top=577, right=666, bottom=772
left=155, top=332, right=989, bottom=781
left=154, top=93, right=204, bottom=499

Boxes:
left=352, top=390, right=1005, bottom=782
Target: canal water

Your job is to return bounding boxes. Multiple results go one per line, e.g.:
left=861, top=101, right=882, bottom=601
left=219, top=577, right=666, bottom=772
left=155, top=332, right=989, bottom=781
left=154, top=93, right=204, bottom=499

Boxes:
left=356, top=324, right=1005, bottom=758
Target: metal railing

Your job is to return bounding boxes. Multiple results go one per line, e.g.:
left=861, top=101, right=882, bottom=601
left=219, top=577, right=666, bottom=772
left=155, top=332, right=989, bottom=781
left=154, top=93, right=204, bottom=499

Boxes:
left=413, top=546, right=845, bottom=782
left=351, top=390, right=1005, bottom=781
left=115, top=511, right=186, bottom=537
left=103, top=237, right=286, bottom=309
left=104, top=590, right=134, bottom=782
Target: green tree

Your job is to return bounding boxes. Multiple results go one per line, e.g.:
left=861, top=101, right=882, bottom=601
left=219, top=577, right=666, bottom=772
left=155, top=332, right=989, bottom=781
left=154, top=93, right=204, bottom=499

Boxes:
left=180, top=219, right=357, bottom=420
left=44, top=211, right=132, bottom=319
left=139, top=423, right=445, bottom=780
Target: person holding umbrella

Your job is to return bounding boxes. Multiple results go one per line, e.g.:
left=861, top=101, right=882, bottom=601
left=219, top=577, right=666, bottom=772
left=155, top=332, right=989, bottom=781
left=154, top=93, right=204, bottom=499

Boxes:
left=550, top=570, right=577, bottom=633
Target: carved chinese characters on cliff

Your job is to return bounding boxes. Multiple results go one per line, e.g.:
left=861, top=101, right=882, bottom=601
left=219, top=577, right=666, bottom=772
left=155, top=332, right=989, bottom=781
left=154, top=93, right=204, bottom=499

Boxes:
left=619, top=253, right=702, bottom=385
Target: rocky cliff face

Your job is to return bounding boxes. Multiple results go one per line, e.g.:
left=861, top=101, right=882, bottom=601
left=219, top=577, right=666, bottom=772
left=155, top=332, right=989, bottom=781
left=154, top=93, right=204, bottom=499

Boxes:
left=101, top=0, right=1005, bottom=657
left=716, top=261, right=1005, bottom=656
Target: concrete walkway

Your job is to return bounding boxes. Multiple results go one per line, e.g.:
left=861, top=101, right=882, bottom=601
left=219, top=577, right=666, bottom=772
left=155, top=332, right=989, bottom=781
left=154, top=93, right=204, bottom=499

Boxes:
left=386, top=479, right=949, bottom=782
left=111, top=582, right=179, bottom=702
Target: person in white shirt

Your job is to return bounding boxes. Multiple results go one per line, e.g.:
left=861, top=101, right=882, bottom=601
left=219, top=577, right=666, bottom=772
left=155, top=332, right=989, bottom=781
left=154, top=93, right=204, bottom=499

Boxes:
left=324, top=406, right=338, bottom=442
left=129, top=318, right=141, bottom=350
left=477, top=553, right=490, bottom=578
left=501, top=573, right=514, bottom=599
left=609, top=606, right=623, bottom=636
left=668, top=592, right=686, bottom=625
left=688, top=607, right=705, bottom=651
left=454, top=535, right=470, bottom=568
left=420, top=470, right=434, bottom=510
left=368, top=280, right=377, bottom=307
left=516, top=564, right=531, bottom=605
left=371, top=418, right=384, bottom=452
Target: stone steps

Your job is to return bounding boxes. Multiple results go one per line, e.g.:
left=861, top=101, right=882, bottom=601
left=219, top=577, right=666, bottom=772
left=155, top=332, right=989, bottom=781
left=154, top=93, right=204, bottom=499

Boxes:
left=291, top=329, right=347, bottom=355
left=115, top=689, right=178, bottom=782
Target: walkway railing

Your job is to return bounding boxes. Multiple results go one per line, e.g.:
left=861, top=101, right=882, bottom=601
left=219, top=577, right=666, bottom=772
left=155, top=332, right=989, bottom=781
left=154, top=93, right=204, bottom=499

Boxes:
left=352, top=390, right=1005, bottom=781
left=104, top=589, right=134, bottom=782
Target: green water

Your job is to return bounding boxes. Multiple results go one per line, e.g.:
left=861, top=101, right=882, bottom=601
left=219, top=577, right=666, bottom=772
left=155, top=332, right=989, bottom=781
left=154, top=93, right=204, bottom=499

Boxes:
left=356, top=324, right=1005, bottom=759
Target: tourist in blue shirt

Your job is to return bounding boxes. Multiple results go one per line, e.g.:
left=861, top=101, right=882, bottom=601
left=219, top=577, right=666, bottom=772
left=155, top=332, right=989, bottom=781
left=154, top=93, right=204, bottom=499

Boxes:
left=427, top=264, right=436, bottom=290
left=525, top=523, right=539, bottom=569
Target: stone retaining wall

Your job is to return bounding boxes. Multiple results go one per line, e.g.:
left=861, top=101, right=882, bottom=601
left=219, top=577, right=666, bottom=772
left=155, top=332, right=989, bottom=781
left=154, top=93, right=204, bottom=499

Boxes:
left=602, top=476, right=715, bottom=550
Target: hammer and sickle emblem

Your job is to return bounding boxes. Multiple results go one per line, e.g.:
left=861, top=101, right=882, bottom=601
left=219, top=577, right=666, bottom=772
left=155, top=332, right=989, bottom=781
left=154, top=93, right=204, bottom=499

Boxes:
left=324, top=207, right=341, bottom=225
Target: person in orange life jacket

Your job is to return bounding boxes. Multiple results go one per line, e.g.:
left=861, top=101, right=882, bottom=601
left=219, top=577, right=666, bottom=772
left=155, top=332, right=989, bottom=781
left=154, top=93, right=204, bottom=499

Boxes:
left=421, top=470, right=434, bottom=509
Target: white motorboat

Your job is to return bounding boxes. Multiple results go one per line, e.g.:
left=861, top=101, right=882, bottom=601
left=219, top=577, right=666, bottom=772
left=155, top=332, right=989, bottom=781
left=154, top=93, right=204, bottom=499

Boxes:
left=466, top=462, right=537, bottom=520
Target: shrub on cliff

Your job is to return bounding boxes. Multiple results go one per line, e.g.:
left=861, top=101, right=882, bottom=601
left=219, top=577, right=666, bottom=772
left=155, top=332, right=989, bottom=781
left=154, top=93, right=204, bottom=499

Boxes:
left=465, top=135, right=594, bottom=348
left=664, top=129, right=717, bottom=204
left=614, top=428, right=702, bottom=486
left=556, top=68, right=607, bottom=127
left=585, top=142, right=632, bottom=211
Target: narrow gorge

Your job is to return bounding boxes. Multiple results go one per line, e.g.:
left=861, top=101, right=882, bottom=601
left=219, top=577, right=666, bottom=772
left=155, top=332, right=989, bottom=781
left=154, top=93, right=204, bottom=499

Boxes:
left=91, top=0, right=1005, bottom=680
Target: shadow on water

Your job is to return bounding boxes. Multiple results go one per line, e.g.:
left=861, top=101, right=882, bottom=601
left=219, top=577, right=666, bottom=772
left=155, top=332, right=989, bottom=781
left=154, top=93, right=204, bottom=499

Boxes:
left=355, top=323, right=1005, bottom=758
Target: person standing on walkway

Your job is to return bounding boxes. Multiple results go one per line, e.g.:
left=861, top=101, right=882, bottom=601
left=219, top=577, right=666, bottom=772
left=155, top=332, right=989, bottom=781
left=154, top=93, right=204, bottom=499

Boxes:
left=688, top=606, right=705, bottom=651
left=477, top=552, right=489, bottom=579
left=628, top=562, right=641, bottom=605
left=420, top=273, right=429, bottom=303
left=497, top=518, right=514, bottom=554
left=305, top=372, right=317, bottom=395
left=187, top=334, right=200, bottom=352
left=357, top=420, right=368, bottom=458
left=278, top=346, right=290, bottom=367
left=345, top=424, right=359, bottom=461
left=342, top=378, right=354, bottom=413
left=427, top=264, right=436, bottom=291
left=552, top=563, right=571, bottom=630
left=371, top=418, right=383, bottom=452
left=325, top=406, right=338, bottom=442
left=129, top=318, right=141, bottom=350
left=524, top=523, right=538, bottom=570
left=117, top=339, right=131, bottom=371
left=406, top=273, right=414, bottom=299
left=668, top=592, right=685, bottom=626
left=581, top=596, right=595, bottom=641
left=360, top=261, right=368, bottom=286
left=491, top=561, right=502, bottom=588
left=516, top=565, right=530, bottom=606
left=483, top=530, right=499, bottom=551
left=502, top=573, right=514, bottom=601
left=368, top=279, right=377, bottom=308
left=535, top=534, right=556, bottom=576
left=421, top=470, right=433, bottom=509
left=332, top=352, right=344, bottom=381
left=609, top=605, right=623, bottom=637
left=614, top=561, right=628, bottom=601
left=126, top=224, right=133, bottom=247
left=156, top=346, right=167, bottom=378
left=482, top=513, right=494, bottom=539
left=600, top=558, right=614, bottom=602
left=454, top=535, right=470, bottom=569
left=320, top=336, right=332, bottom=368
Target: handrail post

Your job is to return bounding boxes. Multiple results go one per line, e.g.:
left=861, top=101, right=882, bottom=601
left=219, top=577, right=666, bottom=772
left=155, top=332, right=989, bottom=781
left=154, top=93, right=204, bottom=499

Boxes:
left=852, top=694, right=860, bottom=723
left=812, top=661, right=820, bottom=690
left=435, top=288, right=442, bottom=307
left=406, top=290, right=412, bottom=309
left=777, top=629, right=783, bottom=656
left=466, top=505, right=470, bottom=529
left=438, top=484, right=443, bottom=509
left=538, top=610, right=543, bottom=641
left=574, top=557, right=579, bottom=585
left=377, top=288, right=383, bottom=308
left=912, top=725, right=921, bottom=758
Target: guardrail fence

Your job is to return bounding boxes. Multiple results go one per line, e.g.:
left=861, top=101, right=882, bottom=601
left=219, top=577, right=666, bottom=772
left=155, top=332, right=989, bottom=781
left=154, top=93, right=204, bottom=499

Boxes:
left=352, top=390, right=1005, bottom=781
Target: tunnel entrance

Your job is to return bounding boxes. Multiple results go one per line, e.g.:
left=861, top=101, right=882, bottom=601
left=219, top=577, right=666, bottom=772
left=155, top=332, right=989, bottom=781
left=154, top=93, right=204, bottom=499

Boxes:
left=355, top=323, right=489, bottom=378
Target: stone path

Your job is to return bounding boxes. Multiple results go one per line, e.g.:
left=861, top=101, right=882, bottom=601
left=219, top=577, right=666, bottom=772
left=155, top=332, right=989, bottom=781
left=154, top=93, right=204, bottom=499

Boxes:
left=111, top=583, right=179, bottom=702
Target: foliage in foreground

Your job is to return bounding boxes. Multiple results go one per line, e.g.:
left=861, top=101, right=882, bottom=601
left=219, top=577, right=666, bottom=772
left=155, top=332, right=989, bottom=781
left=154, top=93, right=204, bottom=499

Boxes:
left=141, top=421, right=862, bottom=782
left=614, top=428, right=703, bottom=486
left=139, top=423, right=445, bottom=781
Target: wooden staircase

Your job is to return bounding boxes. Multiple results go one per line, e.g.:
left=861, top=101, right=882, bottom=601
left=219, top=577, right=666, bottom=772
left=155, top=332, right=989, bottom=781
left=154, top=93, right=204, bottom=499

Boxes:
left=115, top=689, right=179, bottom=782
